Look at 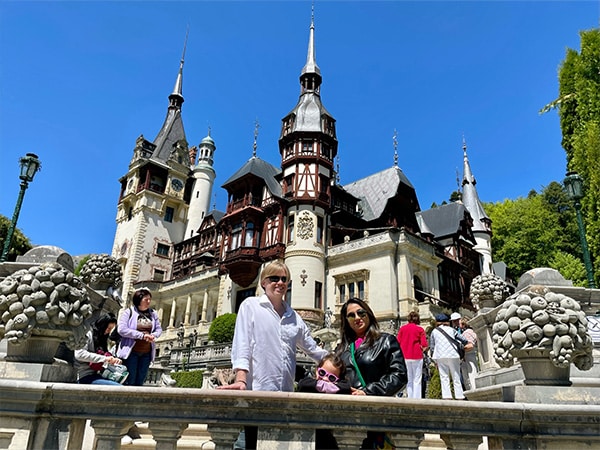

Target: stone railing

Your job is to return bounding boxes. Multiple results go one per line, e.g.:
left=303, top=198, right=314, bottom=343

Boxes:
left=1, top=379, right=599, bottom=450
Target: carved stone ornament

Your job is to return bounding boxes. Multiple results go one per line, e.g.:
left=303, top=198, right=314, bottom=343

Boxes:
left=297, top=212, right=314, bottom=240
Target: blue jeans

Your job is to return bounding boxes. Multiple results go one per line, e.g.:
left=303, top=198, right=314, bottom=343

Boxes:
left=123, top=351, right=152, bottom=386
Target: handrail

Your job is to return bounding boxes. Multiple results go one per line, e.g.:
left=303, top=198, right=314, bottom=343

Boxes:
left=1, top=379, right=599, bottom=449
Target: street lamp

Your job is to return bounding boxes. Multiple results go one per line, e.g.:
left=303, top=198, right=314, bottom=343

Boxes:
left=564, top=171, right=596, bottom=288
left=1, top=153, right=41, bottom=262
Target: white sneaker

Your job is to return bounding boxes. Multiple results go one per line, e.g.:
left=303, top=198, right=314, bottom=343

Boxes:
left=121, top=435, right=133, bottom=445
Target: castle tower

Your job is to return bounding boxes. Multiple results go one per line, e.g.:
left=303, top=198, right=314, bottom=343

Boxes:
left=112, top=41, right=195, bottom=301
left=279, top=12, right=337, bottom=313
left=461, top=139, right=493, bottom=274
left=185, top=129, right=216, bottom=239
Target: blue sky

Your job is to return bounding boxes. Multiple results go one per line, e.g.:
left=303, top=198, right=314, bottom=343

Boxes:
left=0, top=1, right=598, bottom=257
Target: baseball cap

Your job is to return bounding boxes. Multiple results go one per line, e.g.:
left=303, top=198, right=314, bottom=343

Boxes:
left=450, top=312, right=461, bottom=321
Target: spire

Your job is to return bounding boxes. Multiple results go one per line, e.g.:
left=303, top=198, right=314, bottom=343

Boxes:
left=302, top=4, right=321, bottom=77
left=393, top=129, right=398, bottom=167
left=461, top=137, right=491, bottom=232
left=299, top=5, right=322, bottom=95
left=252, top=119, right=260, bottom=158
left=169, top=27, right=188, bottom=109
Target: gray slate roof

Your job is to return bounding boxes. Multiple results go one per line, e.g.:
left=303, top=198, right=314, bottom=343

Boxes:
left=416, top=202, right=469, bottom=239
left=343, top=166, right=415, bottom=222
left=222, top=156, right=282, bottom=198
left=152, top=109, right=187, bottom=162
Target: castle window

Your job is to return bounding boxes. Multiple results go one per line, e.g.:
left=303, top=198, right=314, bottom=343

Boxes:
left=230, top=223, right=242, bottom=250
left=316, top=216, right=324, bottom=244
left=165, top=206, right=174, bottom=223
left=153, top=269, right=165, bottom=282
left=288, top=214, right=295, bottom=243
left=244, top=222, right=255, bottom=247
left=156, top=243, right=170, bottom=257
left=302, top=141, right=313, bottom=154
left=314, top=281, right=323, bottom=309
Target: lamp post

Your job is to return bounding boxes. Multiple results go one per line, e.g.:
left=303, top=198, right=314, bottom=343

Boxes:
left=1, top=153, right=41, bottom=262
left=564, top=171, right=596, bottom=288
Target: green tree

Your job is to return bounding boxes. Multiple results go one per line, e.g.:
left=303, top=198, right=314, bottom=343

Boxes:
left=208, top=313, right=236, bottom=344
left=543, top=28, right=600, bottom=285
left=0, top=214, right=33, bottom=261
left=484, top=183, right=581, bottom=281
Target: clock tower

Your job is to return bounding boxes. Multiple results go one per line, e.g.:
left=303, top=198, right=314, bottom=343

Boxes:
left=112, top=45, right=197, bottom=301
left=279, top=13, right=337, bottom=316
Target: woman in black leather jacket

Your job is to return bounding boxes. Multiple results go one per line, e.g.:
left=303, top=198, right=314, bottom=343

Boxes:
left=336, top=298, right=408, bottom=448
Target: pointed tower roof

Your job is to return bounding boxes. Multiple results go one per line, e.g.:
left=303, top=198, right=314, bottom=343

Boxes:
left=282, top=9, right=333, bottom=133
left=461, top=138, right=491, bottom=233
left=152, top=34, right=189, bottom=163
left=301, top=7, right=321, bottom=77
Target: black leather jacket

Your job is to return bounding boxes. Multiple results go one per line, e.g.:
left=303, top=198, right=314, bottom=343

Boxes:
left=338, top=333, right=407, bottom=396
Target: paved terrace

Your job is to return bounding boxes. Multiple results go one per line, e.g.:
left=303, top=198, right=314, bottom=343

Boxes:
left=1, top=380, right=599, bottom=450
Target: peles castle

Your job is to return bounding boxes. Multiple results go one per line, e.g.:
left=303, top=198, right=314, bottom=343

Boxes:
left=111, top=15, right=497, bottom=365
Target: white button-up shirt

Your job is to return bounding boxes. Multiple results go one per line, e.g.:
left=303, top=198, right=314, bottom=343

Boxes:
left=231, top=294, right=328, bottom=392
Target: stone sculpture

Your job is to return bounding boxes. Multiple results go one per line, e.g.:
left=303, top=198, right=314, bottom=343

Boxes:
left=492, top=285, right=593, bottom=372
left=470, top=273, right=510, bottom=310
left=79, top=253, right=122, bottom=290
left=0, top=262, right=93, bottom=360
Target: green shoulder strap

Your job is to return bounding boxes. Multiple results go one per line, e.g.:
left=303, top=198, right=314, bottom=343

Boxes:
left=350, top=342, right=367, bottom=387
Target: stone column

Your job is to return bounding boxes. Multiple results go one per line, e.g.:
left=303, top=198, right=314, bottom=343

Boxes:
left=207, top=424, right=241, bottom=450
left=168, top=298, right=177, bottom=329
left=388, top=432, right=424, bottom=449
left=184, top=294, right=192, bottom=325
left=66, top=419, right=86, bottom=450
left=257, top=426, right=314, bottom=450
left=440, top=434, right=483, bottom=450
left=90, top=419, right=131, bottom=450
left=201, top=290, right=209, bottom=323
left=148, top=421, right=188, bottom=450
left=334, top=429, right=367, bottom=450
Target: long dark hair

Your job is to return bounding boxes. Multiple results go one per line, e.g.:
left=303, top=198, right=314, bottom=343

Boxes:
left=338, top=298, right=380, bottom=349
left=132, top=288, right=152, bottom=311
left=93, top=314, right=117, bottom=352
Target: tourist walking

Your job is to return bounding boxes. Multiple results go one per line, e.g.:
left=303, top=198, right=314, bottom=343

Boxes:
left=396, top=311, right=428, bottom=398
left=429, top=313, right=468, bottom=400
left=217, top=260, right=328, bottom=449
left=459, top=317, right=478, bottom=390
left=117, top=287, right=162, bottom=386
left=336, top=298, right=407, bottom=448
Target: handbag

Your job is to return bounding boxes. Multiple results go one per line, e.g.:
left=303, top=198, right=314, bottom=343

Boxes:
left=101, top=363, right=129, bottom=384
left=436, top=327, right=465, bottom=360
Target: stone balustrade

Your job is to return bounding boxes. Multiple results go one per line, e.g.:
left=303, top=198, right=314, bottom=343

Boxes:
left=1, top=379, right=599, bottom=450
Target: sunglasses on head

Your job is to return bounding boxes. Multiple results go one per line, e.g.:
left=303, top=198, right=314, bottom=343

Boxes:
left=346, top=309, right=368, bottom=320
left=317, top=367, right=339, bottom=383
left=267, top=275, right=288, bottom=283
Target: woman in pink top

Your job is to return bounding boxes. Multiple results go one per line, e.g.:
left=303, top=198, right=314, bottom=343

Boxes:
left=396, top=311, right=429, bottom=398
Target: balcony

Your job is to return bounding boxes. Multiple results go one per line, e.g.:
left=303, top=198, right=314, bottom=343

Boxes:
left=1, top=379, right=599, bottom=449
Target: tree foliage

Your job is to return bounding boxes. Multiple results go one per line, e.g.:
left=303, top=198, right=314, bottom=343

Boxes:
left=208, top=313, right=237, bottom=344
left=555, top=28, right=600, bottom=285
left=0, top=214, right=33, bottom=261
left=484, top=182, right=582, bottom=282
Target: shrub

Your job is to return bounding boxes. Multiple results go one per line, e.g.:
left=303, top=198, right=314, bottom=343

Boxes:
left=208, top=313, right=237, bottom=343
left=171, top=370, right=204, bottom=388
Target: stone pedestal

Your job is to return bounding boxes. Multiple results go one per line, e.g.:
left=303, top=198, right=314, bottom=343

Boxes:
left=513, top=349, right=571, bottom=386
left=5, top=336, right=63, bottom=364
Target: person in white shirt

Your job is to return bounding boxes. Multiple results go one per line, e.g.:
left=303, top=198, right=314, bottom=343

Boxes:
left=218, top=260, right=327, bottom=448
left=429, top=313, right=468, bottom=400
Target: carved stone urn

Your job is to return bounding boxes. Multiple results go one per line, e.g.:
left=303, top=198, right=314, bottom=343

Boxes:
left=0, top=262, right=92, bottom=364
left=492, top=285, right=593, bottom=386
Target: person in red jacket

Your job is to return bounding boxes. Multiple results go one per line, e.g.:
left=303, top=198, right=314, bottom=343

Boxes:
left=396, top=311, right=429, bottom=398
